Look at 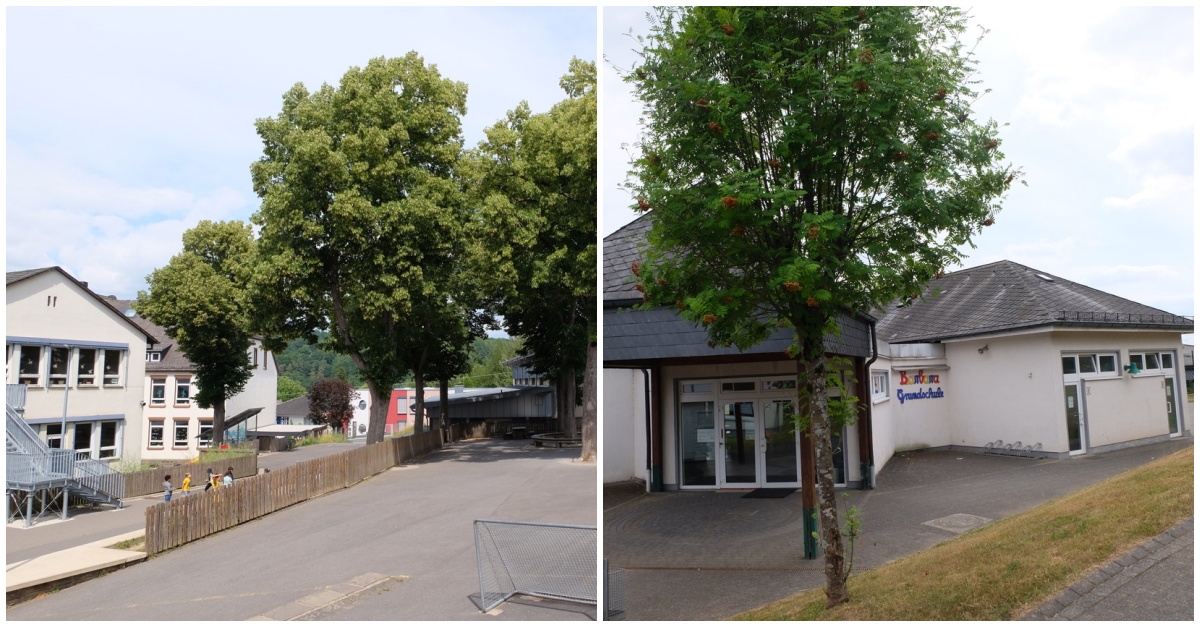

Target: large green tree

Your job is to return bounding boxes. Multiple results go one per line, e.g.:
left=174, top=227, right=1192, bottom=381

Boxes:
left=627, top=7, right=1018, bottom=606
left=136, top=220, right=258, bottom=448
left=472, top=58, right=597, bottom=454
left=250, top=53, right=469, bottom=444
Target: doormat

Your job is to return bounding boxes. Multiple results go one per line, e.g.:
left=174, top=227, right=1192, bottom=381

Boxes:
left=742, top=488, right=796, bottom=499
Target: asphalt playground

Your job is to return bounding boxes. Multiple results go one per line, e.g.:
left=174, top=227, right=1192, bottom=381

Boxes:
left=7, top=438, right=597, bottom=621
left=603, top=437, right=1194, bottom=621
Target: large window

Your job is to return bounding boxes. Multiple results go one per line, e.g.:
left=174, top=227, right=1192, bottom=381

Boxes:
left=102, top=350, right=122, bottom=386
left=1129, top=351, right=1175, bottom=375
left=199, top=419, right=213, bottom=448
left=18, top=346, right=41, bottom=385
left=148, top=420, right=165, bottom=448
left=49, top=347, right=70, bottom=386
left=73, top=423, right=93, bottom=459
left=175, top=377, right=191, bottom=406
left=45, top=424, right=63, bottom=449
left=150, top=378, right=166, bottom=406
left=99, top=421, right=118, bottom=459
left=77, top=348, right=97, bottom=385
left=173, top=420, right=189, bottom=448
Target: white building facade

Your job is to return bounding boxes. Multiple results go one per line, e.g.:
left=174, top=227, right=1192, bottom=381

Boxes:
left=6, top=268, right=154, bottom=462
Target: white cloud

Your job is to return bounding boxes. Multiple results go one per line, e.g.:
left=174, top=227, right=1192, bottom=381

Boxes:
left=1103, top=171, right=1194, bottom=211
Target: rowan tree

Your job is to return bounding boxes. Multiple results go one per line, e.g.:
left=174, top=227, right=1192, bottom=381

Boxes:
left=250, top=53, right=469, bottom=444
left=136, top=220, right=257, bottom=448
left=626, top=6, right=1019, bottom=606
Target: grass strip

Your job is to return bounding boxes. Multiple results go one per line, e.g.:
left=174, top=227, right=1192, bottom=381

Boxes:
left=736, top=446, right=1193, bottom=621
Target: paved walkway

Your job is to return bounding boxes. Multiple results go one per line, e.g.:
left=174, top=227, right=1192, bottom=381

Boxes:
left=1020, top=518, right=1193, bottom=621
left=603, top=438, right=1193, bottom=620
left=8, top=439, right=596, bottom=620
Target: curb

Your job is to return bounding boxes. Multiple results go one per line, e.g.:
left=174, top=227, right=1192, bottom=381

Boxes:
left=1019, top=517, right=1194, bottom=620
left=6, top=530, right=148, bottom=605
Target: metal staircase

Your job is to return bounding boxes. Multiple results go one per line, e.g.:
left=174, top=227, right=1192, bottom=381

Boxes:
left=7, top=390, right=125, bottom=526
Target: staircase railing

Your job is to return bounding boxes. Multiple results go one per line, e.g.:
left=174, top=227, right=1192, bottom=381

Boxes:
left=73, top=453, right=125, bottom=500
left=6, top=403, right=48, bottom=456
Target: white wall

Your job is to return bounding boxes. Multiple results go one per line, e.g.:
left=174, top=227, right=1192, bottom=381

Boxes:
left=602, top=368, right=643, bottom=484
left=6, top=270, right=147, bottom=459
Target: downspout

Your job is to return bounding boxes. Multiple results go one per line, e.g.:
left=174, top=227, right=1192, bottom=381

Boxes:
left=640, top=368, right=654, bottom=493
left=860, top=320, right=878, bottom=489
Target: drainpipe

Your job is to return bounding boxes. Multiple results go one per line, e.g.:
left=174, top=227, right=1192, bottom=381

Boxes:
left=860, top=321, right=878, bottom=489
left=640, top=368, right=661, bottom=492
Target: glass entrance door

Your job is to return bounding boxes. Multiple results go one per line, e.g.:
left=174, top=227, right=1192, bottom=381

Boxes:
left=762, top=399, right=799, bottom=486
left=680, top=401, right=717, bottom=486
left=721, top=401, right=758, bottom=486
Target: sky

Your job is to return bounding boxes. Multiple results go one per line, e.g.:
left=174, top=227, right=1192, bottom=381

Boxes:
left=6, top=6, right=597, bottom=305
left=601, top=6, right=1195, bottom=340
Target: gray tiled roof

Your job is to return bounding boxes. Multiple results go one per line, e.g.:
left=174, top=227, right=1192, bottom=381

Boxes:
left=602, top=214, right=873, bottom=362
left=6, top=267, right=54, bottom=285
left=873, top=260, right=1194, bottom=343
left=276, top=396, right=309, bottom=417
left=605, top=307, right=871, bottom=362
left=603, top=213, right=653, bottom=304
left=106, top=298, right=196, bottom=373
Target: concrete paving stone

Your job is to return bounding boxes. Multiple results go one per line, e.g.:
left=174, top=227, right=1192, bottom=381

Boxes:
left=1059, top=603, right=1085, bottom=620
left=296, top=588, right=346, bottom=607
left=1054, top=589, right=1080, bottom=605
left=327, top=583, right=361, bottom=596
left=1129, top=545, right=1150, bottom=560
left=261, top=602, right=312, bottom=621
left=1083, top=570, right=1107, bottom=585
left=1068, top=580, right=1093, bottom=596
left=346, top=572, right=388, bottom=588
left=1099, top=562, right=1123, bottom=577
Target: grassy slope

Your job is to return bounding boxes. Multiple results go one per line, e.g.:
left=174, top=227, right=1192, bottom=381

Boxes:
left=736, top=446, right=1194, bottom=620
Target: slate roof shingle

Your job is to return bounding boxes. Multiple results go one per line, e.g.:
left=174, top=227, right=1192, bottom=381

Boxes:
left=872, top=260, right=1194, bottom=343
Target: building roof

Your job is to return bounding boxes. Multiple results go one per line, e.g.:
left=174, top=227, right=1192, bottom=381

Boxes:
left=422, top=386, right=552, bottom=408
left=603, top=213, right=654, bottom=304
left=874, top=260, right=1194, bottom=343
left=106, top=298, right=196, bottom=372
left=276, top=396, right=310, bottom=417
left=6, top=267, right=158, bottom=344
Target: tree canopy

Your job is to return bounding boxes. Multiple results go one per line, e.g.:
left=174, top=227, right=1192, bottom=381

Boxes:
left=136, top=220, right=258, bottom=447
left=472, top=57, right=597, bottom=442
left=306, top=378, right=357, bottom=433
left=627, top=6, right=1018, bottom=606
left=250, top=53, right=470, bottom=444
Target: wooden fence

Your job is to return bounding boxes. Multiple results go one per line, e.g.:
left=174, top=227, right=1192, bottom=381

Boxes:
left=145, top=430, right=442, bottom=555
left=122, top=453, right=259, bottom=498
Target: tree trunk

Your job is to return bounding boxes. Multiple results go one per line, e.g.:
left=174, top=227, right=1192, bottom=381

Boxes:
left=364, top=379, right=387, bottom=444
left=564, top=367, right=578, bottom=438
left=800, top=334, right=849, bottom=607
left=212, top=397, right=226, bottom=449
left=581, top=342, right=597, bottom=461
left=414, top=368, right=426, bottom=434
left=439, top=378, right=450, bottom=437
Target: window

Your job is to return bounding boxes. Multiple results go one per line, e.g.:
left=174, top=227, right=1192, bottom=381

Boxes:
left=1062, top=353, right=1119, bottom=379
left=99, top=421, right=118, bottom=459
left=175, top=377, right=191, bottom=405
left=45, top=424, right=63, bottom=449
left=73, top=423, right=93, bottom=458
left=1127, top=351, right=1174, bottom=375
left=150, top=378, right=166, bottom=406
left=762, top=378, right=797, bottom=390
left=173, top=420, right=189, bottom=448
left=18, top=346, right=41, bottom=385
left=1130, top=354, right=1144, bottom=371
left=681, top=383, right=713, bottom=394
left=77, top=348, right=96, bottom=385
left=199, top=419, right=213, bottom=448
left=871, top=371, right=889, bottom=401
left=146, top=351, right=161, bottom=362
left=49, top=347, right=70, bottom=386
left=250, top=348, right=258, bottom=367
left=1161, top=353, right=1174, bottom=369
left=102, top=350, right=121, bottom=386
left=721, top=381, right=756, bottom=392
left=1145, top=353, right=1159, bottom=370
left=148, top=420, right=165, bottom=448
